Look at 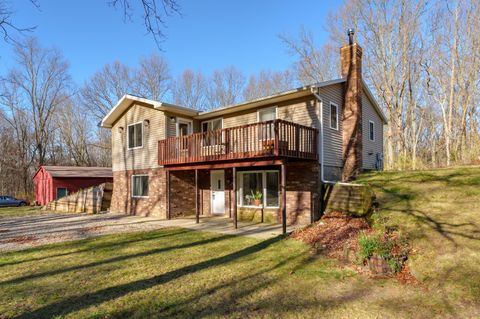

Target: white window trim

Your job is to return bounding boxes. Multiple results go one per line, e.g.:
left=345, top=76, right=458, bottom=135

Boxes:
left=369, top=120, right=375, bottom=141
left=131, top=174, right=149, bottom=198
left=176, top=117, right=193, bottom=136
left=256, top=106, right=278, bottom=122
left=237, top=170, right=280, bottom=209
left=329, top=102, right=339, bottom=130
left=56, top=187, right=68, bottom=199
left=201, top=118, right=223, bottom=132
left=127, top=121, right=144, bottom=150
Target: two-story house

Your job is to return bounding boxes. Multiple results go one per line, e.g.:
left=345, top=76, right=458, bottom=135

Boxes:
left=101, top=33, right=387, bottom=233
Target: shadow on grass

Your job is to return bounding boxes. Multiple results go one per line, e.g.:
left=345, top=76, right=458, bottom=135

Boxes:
left=374, top=181, right=480, bottom=246
left=14, top=235, right=284, bottom=319
left=108, top=252, right=361, bottom=318
left=2, top=230, right=233, bottom=286
left=0, top=228, right=191, bottom=268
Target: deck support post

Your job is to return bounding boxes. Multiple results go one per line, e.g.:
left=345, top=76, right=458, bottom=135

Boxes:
left=166, top=170, right=171, bottom=219
left=281, top=161, right=287, bottom=234
left=232, top=167, right=237, bottom=229
left=195, top=169, right=199, bottom=224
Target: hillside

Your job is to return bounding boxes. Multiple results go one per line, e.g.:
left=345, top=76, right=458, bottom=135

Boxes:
left=357, top=166, right=480, bottom=308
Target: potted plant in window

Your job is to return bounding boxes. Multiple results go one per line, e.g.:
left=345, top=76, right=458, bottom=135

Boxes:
left=251, top=190, right=263, bottom=207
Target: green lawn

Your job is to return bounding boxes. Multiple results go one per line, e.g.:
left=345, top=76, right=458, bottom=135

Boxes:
left=1, top=166, right=479, bottom=318
left=357, top=166, right=480, bottom=311
left=0, top=227, right=474, bottom=318
left=0, top=206, right=48, bottom=218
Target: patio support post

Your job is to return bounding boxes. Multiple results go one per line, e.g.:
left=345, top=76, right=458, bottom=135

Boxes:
left=281, top=161, right=287, bottom=234
left=232, top=167, right=237, bottom=229
left=166, top=170, right=171, bottom=219
left=195, top=169, right=199, bottom=224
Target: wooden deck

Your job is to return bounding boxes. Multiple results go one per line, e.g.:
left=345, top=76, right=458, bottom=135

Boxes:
left=158, top=119, right=318, bottom=165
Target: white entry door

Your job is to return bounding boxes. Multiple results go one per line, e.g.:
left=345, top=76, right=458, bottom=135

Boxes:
left=211, top=170, right=225, bottom=215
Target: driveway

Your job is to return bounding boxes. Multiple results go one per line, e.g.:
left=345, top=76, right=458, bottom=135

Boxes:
left=0, top=213, right=297, bottom=251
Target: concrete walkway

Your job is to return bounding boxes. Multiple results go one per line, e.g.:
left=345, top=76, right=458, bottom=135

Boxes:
left=0, top=213, right=299, bottom=251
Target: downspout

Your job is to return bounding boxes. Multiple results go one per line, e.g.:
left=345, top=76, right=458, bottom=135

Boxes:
left=311, top=87, right=358, bottom=186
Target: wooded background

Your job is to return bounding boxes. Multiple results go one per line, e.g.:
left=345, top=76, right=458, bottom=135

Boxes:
left=1, top=0, right=479, bottom=199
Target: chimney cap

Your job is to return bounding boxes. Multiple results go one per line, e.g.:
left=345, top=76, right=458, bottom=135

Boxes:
left=347, top=28, right=355, bottom=45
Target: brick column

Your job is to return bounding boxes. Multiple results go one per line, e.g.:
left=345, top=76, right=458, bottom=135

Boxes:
left=341, top=43, right=363, bottom=181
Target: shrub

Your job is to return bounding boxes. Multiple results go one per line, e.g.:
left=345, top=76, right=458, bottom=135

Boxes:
left=357, top=231, right=408, bottom=273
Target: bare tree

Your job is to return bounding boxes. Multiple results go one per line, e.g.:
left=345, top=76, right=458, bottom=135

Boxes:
left=171, top=69, right=207, bottom=109
left=243, top=69, right=295, bottom=101
left=56, top=97, right=93, bottom=166
left=136, top=53, right=171, bottom=101
left=81, top=61, right=133, bottom=121
left=327, top=0, right=428, bottom=170
left=207, top=66, right=245, bottom=108
left=1, top=37, right=71, bottom=166
left=0, top=87, right=35, bottom=195
left=279, top=27, right=339, bottom=85
left=0, top=0, right=38, bottom=44
left=109, top=0, right=181, bottom=49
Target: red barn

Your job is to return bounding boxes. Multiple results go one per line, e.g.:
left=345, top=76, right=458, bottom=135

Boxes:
left=33, top=166, right=113, bottom=206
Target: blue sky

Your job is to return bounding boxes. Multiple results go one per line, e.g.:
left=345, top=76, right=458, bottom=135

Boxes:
left=0, top=0, right=342, bottom=85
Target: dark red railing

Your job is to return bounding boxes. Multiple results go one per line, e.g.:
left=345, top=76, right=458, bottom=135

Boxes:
left=158, top=119, right=318, bottom=165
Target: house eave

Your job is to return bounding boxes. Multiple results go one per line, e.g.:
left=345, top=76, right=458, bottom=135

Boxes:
left=100, top=95, right=197, bottom=128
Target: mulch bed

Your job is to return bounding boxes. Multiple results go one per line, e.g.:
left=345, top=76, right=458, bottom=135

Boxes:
left=290, top=211, right=418, bottom=284
left=290, top=211, right=370, bottom=259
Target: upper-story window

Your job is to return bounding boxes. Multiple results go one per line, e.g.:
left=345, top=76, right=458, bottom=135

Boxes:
left=369, top=121, right=375, bottom=141
left=202, top=118, right=222, bottom=132
left=127, top=122, right=143, bottom=149
left=202, top=118, right=223, bottom=146
left=176, top=118, right=193, bottom=137
left=258, top=107, right=277, bottom=140
left=330, top=103, right=338, bottom=130
left=257, top=106, right=277, bottom=122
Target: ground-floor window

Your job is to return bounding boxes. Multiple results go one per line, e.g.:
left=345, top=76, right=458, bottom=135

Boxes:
left=132, top=175, right=149, bottom=198
left=56, top=188, right=68, bottom=199
left=238, top=170, right=279, bottom=208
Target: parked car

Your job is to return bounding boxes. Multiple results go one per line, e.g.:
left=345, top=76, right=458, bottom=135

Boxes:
left=0, top=196, right=29, bottom=207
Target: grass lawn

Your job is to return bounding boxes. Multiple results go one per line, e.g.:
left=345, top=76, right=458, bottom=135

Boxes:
left=357, top=166, right=480, bottom=313
left=0, top=166, right=479, bottom=318
left=0, top=206, right=49, bottom=218
left=0, top=228, right=474, bottom=318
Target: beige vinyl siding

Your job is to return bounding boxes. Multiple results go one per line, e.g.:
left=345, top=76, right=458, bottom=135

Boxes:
left=164, top=112, right=200, bottom=137
left=222, top=96, right=318, bottom=128
left=318, top=83, right=344, bottom=168
left=165, top=112, right=177, bottom=138
left=362, top=89, right=384, bottom=170
left=222, top=110, right=257, bottom=128
left=220, top=87, right=344, bottom=169
left=112, top=103, right=166, bottom=172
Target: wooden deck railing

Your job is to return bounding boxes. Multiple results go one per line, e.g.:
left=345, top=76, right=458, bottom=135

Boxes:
left=158, top=119, right=318, bottom=165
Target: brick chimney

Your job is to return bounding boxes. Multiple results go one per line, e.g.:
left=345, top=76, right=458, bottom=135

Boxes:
left=341, top=29, right=363, bottom=181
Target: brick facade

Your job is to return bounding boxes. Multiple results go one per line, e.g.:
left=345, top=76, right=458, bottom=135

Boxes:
left=235, top=161, right=319, bottom=225
left=111, top=168, right=167, bottom=217
left=111, top=161, right=319, bottom=226
left=341, top=43, right=363, bottom=181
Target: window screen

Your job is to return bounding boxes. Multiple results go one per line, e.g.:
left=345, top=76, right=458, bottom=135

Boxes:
left=128, top=123, right=143, bottom=149
left=132, top=175, right=149, bottom=197
left=330, top=103, right=338, bottom=129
